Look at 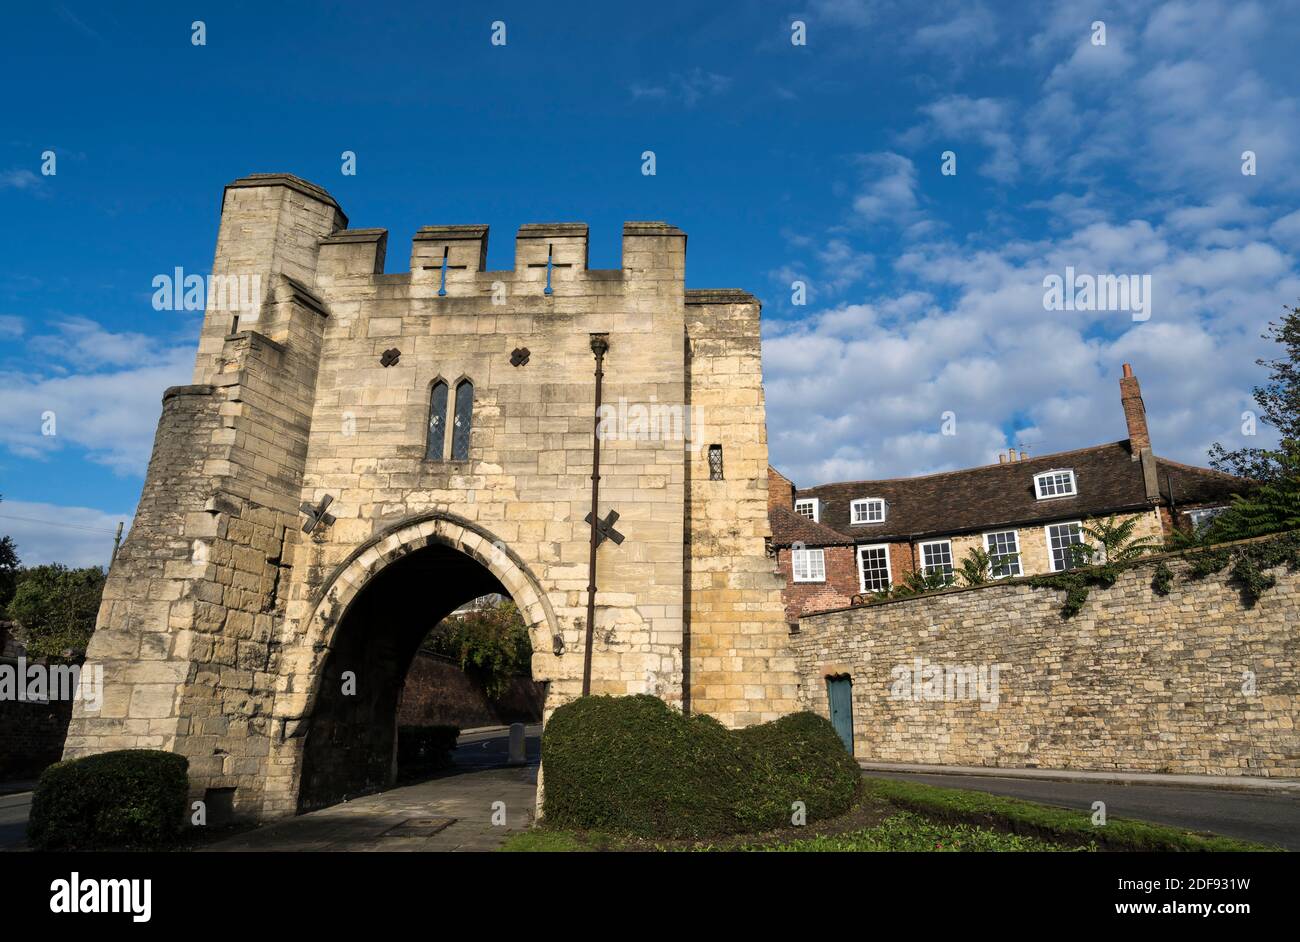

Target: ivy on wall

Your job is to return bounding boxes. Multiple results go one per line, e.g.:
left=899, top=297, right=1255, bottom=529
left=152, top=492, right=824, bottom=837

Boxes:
left=1030, top=531, right=1300, bottom=617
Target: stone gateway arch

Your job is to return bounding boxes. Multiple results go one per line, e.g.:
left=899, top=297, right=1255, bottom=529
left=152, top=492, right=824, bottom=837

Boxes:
left=64, top=173, right=799, bottom=820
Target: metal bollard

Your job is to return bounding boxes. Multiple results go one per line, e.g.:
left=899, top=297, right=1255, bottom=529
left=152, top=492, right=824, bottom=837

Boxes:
left=508, top=722, right=526, bottom=765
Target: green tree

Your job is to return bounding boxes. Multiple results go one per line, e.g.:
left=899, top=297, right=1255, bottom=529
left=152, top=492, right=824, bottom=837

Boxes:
left=0, top=536, right=18, bottom=613
left=0, top=494, right=20, bottom=612
left=1209, top=304, right=1300, bottom=483
left=1203, top=304, right=1300, bottom=539
left=1200, top=453, right=1300, bottom=542
left=6, top=565, right=105, bottom=660
left=421, top=597, right=532, bottom=699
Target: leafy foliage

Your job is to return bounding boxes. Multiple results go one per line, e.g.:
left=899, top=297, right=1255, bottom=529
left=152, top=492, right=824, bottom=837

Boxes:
left=1199, top=454, right=1300, bottom=542
left=0, top=494, right=20, bottom=612
left=541, top=695, right=859, bottom=839
left=421, top=597, right=532, bottom=699
left=956, top=546, right=996, bottom=586
left=1151, top=560, right=1173, bottom=595
left=1209, top=304, right=1300, bottom=483
left=889, top=567, right=955, bottom=598
left=1078, top=515, right=1161, bottom=563
left=6, top=564, right=105, bottom=660
left=0, top=537, right=18, bottom=613
left=28, top=750, right=189, bottom=850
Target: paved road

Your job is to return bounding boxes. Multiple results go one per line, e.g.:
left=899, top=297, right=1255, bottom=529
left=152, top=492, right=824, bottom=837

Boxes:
left=0, top=792, right=32, bottom=852
left=868, top=771, right=1300, bottom=850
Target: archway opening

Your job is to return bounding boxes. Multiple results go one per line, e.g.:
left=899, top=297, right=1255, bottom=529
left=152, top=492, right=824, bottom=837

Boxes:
left=297, top=539, right=541, bottom=812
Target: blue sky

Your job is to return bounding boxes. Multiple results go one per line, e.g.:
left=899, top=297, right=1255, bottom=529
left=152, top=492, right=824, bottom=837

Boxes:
left=2, top=0, right=1299, bottom=565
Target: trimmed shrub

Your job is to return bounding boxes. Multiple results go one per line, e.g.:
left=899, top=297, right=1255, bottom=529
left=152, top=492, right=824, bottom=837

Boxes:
left=542, top=695, right=859, bottom=840
left=28, top=749, right=188, bottom=850
left=396, top=724, right=460, bottom=777
left=735, top=710, right=862, bottom=824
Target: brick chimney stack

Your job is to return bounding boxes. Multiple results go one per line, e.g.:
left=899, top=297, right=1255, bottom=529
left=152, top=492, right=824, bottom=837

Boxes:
left=1119, top=363, right=1151, bottom=455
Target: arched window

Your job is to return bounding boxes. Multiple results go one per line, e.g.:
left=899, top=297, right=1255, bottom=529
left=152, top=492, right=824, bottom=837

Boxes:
left=427, top=380, right=448, bottom=460
left=451, top=379, right=474, bottom=461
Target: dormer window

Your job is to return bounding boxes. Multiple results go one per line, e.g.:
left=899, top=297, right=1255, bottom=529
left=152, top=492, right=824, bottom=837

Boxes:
left=794, top=498, right=819, bottom=522
left=851, top=498, right=886, bottom=524
left=1034, top=469, right=1077, bottom=500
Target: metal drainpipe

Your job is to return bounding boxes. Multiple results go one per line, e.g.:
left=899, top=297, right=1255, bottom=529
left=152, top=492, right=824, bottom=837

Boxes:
left=582, top=334, right=610, bottom=696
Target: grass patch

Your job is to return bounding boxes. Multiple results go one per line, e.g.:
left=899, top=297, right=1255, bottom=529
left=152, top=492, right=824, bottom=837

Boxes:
left=500, top=777, right=1282, bottom=852
left=499, top=829, right=594, bottom=853
left=739, top=810, right=1083, bottom=852
left=864, top=777, right=1280, bottom=852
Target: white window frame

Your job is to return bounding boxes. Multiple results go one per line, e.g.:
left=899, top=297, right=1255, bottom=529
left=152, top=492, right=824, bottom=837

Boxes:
left=856, top=543, right=893, bottom=593
left=850, top=497, right=886, bottom=525
left=1033, top=469, right=1078, bottom=500
left=794, top=498, right=819, bottom=522
left=791, top=547, right=826, bottom=583
left=918, top=539, right=954, bottom=578
left=983, top=529, right=1022, bottom=578
left=1044, top=520, right=1084, bottom=572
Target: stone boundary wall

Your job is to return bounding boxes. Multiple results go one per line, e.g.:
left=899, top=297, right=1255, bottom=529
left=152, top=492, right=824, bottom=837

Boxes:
left=791, top=541, right=1300, bottom=777
left=396, top=650, right=543, bottom=728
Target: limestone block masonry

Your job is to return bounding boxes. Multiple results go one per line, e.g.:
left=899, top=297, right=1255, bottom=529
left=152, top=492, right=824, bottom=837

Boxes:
left=792, top=544, right=1300, bottom=777
left=63, top=173, right=800, bottom=820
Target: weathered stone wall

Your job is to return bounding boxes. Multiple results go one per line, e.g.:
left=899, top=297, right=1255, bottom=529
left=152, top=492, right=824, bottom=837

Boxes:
left=685, top=294, right=800, bottom=725
left=792, top=542, right=1300, bottom=777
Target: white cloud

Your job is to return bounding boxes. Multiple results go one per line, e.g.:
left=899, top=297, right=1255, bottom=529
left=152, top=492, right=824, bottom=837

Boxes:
left=851, top=152, right=919, bottom=224
left=27, top=316, right=161, bottom=370
left=906, top=95, right=1020, bottom=183
left=1268, top=210, right=1300, bottom=246
left=1020, top=0, right=1300, bottom=193
left=913, top=3, right=995, bottom=50
left=0, top=169, right=41, bottom=191
left=0, top=317, right=193, bottom=475
left=808, top=0, right=878, bottom=29
left=0, top=315, right=22, bottom=339
left=764, top=204, right=1297, bottom=486
left=0, top=500, right=131, bottom=568
left=630, top=69, right=731, bottom=107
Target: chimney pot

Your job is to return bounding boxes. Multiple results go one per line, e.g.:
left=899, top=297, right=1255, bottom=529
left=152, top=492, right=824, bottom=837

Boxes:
left=998, top=453, right=1007, bottom=464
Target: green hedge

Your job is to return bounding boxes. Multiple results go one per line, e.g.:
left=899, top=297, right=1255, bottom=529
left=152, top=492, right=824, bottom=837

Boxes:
left=541, top=695, right=859, bottom=839
left=28, top=749, right=189, bottom=850
left=396, top=725, right=460, bottom=777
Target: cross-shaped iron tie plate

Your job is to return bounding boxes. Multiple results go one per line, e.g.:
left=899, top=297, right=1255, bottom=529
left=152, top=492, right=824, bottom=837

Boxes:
left=585, top=509, right=624, bottom=546
left=299, top=494, right=337, bottom=533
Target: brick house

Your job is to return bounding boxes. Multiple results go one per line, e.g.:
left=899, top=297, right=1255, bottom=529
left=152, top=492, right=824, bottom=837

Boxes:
left=770, top=364, right=1248, bottom=620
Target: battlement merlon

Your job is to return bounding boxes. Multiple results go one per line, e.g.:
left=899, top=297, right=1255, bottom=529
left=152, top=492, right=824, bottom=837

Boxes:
left=410, top=225, right=490, bottom=277
left=320, top=228, right=388, bottom=279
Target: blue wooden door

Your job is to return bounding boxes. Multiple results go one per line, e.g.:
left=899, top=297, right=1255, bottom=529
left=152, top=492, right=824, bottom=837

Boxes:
left=827, top=676, right=854, bottom=754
